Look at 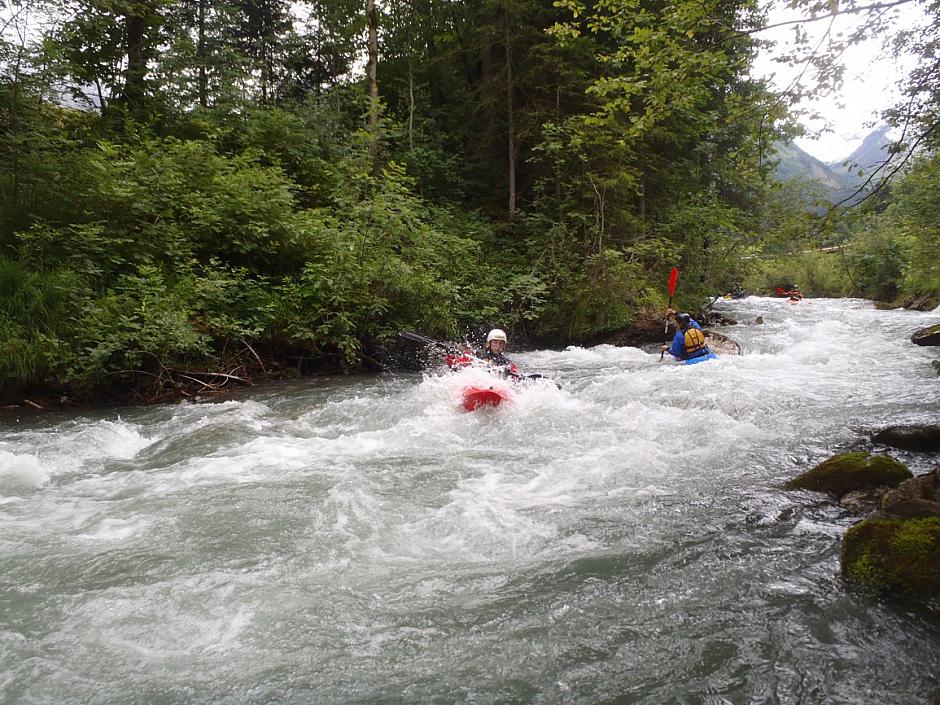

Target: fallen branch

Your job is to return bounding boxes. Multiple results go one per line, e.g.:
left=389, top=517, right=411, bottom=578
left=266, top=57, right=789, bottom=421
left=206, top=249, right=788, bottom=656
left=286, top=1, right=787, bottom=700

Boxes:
left=175, top=370, right=252, bottom=385
left=173, top=373, right=217, bottom=390
left=242, top=341, right=268, bottom=378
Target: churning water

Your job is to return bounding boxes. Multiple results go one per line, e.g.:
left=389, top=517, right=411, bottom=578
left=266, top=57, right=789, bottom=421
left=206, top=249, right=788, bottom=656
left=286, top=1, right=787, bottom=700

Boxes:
left=1, top=298, right=939, bottom=704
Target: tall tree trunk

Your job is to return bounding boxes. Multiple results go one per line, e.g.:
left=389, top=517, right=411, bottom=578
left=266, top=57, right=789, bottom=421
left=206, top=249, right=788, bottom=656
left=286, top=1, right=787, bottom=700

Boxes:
left=408, top=54, right=415, bottom=150
left=555, top=85, right=562, bottom=220
left=197, top=0, right=207, bottom=107
left=504, top=8, right=516, bottom=222
left=95, top=79, right=106, bottom=113
left=261, top=42, right=269, bottom=102
left=8, top=30, right=24, bottom=239
left=481, top=35, right=496, bottom=160
left=366, top=0, right=380, bottom=155
left=123, top=11, right=148, bottom=113
left=637, top=169, right=646, bottom=224
left=405, top=8, right=416, bottom=151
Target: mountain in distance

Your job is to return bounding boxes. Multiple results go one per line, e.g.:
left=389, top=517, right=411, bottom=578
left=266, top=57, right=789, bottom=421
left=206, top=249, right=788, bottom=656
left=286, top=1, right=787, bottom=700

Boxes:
left=827, top=125, right=895, bottom=187
left=770, top=140, right=856, bottom=205
left=771, top=140, right=849, bottom=190
left=771, top=126, right=895, bottom=205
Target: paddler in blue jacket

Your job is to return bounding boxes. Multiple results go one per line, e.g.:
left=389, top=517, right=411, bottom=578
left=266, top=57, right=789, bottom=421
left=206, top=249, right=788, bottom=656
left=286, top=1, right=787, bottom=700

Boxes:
left=661, top=310, right=714, bottom=362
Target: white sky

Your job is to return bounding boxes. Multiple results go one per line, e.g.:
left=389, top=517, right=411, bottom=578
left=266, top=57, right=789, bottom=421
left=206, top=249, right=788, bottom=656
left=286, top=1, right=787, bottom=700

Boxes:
left=752, top=1, right=924, bottom=164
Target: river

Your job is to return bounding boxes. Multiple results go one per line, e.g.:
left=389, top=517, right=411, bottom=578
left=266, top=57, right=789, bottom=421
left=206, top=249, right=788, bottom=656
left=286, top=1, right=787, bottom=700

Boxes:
left=1, top=297, right=939, bottom=704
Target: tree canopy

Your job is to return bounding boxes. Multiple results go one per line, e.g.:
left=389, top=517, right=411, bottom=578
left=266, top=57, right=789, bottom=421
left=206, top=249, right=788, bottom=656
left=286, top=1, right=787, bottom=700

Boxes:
left=0, top=0, right=936, bottom=400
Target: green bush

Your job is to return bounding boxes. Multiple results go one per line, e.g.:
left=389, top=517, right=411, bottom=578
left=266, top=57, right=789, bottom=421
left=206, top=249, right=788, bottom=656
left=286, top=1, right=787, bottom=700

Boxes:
left=0, top=257, right=86, bottom=391
left=744, top=251, right=853, bottom=297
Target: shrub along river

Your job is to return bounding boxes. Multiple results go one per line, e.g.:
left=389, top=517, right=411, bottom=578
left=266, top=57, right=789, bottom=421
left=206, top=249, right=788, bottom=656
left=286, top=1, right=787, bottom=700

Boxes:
left=1, top=297, right=939, bottom=704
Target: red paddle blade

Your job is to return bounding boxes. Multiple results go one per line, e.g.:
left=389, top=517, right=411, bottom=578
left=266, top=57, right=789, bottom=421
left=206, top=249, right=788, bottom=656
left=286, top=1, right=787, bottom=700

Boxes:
left=668, top=267, right=679, bottom=297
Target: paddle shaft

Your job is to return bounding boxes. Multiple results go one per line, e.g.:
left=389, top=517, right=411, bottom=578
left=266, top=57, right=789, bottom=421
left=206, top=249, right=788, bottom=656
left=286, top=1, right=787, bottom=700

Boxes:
left=398, top=331, right=557, bottom=385
left=398, top=331, right=463, bottom=354
left=659, top=295, right=673, bottom=361
left=659, top=267, right=679, bottom=361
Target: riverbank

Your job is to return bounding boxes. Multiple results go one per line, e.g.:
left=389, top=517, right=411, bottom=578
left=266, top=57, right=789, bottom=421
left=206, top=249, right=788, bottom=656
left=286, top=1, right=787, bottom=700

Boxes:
left=3, top=294, right=934, bottom=415
left=0, top=307, right=668, bottom=413
left=0, top=348, right=348, bottom=415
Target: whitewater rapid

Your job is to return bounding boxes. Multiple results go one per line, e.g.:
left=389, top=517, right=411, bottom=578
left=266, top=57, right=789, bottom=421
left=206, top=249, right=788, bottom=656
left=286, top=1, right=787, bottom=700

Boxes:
left=1, top=297, right=938, bottom=704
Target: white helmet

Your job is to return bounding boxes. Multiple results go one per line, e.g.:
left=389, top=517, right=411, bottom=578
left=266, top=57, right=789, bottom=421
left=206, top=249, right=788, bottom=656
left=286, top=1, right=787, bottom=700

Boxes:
left=486, top=328, right=507, bottom=343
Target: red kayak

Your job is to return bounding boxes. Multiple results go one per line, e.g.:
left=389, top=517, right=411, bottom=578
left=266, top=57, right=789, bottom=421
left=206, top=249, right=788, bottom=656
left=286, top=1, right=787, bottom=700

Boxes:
left=461, top=386, right=513, bottom=412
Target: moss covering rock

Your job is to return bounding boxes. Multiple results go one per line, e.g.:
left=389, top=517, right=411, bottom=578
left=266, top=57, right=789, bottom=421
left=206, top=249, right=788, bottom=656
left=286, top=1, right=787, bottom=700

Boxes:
left=841, top=517, right=940, bottom=597
left=786, top=451, right=912, bottom=498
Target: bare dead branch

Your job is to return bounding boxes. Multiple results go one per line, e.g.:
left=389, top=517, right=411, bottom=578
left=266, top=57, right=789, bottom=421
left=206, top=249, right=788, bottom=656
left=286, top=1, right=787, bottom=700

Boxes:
left=242, top=341, right=268, bottom=377
left=175, top=370, right=251, bottom=384
left=736, top=0, right=918, bottom=38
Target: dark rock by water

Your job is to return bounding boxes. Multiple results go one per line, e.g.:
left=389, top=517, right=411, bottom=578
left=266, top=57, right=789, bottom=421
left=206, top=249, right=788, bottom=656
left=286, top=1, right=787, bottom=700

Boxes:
left=839, top=487, right=891, bottom=514
left=841, top=517, right=940, bottom=598
left=910, top=323, right=940, bottom=346
left=583, top=308, right=666, bottom=348
left=701, top=310, right=737, bottom=327
left=879, top=467, right=940, bottom=519
left=703, top=330, right=742, bottom=356
left=786, top=451, right=912, bottom=499
left=871, top=424, right=940, bottom=452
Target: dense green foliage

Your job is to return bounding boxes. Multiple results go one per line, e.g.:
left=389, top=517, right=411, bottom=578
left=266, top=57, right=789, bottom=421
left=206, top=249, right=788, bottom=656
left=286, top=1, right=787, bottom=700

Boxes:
left=0, top=0, right=937, bottom=400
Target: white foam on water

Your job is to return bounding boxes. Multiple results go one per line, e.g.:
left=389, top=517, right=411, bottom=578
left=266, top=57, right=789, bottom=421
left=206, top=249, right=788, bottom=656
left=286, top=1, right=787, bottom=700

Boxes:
left=0, top=450, right=49, bottom=493
left=1, top=418, right=153, bottom=484
left=64, top=571, right=259, bottom=666
left=160, top=399, right=275, bottom=435
left=75, top=517, right=152, bottom=543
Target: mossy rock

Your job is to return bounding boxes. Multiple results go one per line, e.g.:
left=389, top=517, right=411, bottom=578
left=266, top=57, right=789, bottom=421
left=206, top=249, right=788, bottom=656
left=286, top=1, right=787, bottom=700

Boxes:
left=785, top=451, right=912, bottom=498
left=841, top=517, right=940, bottom=597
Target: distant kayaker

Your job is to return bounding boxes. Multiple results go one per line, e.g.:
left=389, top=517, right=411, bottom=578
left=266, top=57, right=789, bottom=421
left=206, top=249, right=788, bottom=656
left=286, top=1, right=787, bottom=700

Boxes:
left=661, top=310, right=713, bottom=362
left=480, top=329, right=520, bottom=377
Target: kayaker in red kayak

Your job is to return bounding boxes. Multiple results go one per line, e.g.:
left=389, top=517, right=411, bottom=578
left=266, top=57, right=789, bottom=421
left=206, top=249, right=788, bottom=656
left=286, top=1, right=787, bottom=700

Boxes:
left=443, top=329, right=518, bottom=377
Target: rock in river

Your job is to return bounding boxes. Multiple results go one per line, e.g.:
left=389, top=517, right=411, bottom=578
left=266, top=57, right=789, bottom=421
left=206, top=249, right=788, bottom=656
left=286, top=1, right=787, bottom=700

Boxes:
left=910, top=323, right=940, bottom=346
left=871, top=424, right=940, bottom=453
left=785, top=451, right=912, bottom=499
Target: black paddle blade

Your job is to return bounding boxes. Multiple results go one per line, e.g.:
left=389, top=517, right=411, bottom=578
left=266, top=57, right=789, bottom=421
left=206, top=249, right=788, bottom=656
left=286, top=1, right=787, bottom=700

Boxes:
left=398, top=330, right=435, bottom=345
left=398, top=331, right=459, bottom=353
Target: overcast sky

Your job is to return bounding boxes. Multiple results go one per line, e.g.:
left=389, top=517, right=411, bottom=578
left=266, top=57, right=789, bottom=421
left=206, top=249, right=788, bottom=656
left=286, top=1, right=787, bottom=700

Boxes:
left=752, top=1, right=923, bottom=164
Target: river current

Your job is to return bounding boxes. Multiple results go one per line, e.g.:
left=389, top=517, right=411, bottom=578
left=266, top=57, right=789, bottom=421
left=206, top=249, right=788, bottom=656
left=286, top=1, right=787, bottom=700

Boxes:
left=1, top=297, right=939, bottom=704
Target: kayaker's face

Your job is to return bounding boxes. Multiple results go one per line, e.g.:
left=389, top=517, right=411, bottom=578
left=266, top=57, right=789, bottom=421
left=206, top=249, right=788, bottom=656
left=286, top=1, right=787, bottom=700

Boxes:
left=489, top=339, right=506, bottom=354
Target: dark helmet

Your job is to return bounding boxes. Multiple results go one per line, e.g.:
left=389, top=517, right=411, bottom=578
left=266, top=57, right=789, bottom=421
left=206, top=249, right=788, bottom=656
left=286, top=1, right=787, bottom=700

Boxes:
left=675, top=313, right=691, bottom=328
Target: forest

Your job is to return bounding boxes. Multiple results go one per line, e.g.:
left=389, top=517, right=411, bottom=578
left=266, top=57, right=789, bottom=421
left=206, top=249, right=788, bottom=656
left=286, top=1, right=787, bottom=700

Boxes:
left=1, top=0, right=938, bottom=402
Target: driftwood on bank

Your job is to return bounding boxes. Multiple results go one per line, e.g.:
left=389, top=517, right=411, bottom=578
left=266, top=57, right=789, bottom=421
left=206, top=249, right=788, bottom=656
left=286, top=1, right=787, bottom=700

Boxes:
left=108, top=347, right=263, bottom=403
